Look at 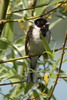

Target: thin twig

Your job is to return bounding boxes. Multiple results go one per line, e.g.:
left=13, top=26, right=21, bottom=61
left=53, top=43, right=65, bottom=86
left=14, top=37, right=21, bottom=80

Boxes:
left=7, top=1, right=67, bottom=15
left=0, top=1, right=67, bottom=24
left=59, top=76, right=67, bottom=78
left=40, top=1, right=67, bottom=17
left=7, top=2, right=50, bottom=15
left=54, top=47, right=67, bottom=52
left=48, top=31, right=67, bottom=100
left=0, top=80, right=25, bottom=86
left=0, top=76, right=67, bottom=87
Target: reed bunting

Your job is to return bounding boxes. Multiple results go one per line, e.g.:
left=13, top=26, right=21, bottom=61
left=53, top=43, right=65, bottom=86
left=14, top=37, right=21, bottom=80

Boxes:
left=25, top=18, right=51, bottom=83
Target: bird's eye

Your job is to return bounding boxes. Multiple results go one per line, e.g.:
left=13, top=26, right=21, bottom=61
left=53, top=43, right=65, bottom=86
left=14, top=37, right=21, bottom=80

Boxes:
left=41, top=21, right=44, bottom=25
left=41, top=21, right=44, bottom=24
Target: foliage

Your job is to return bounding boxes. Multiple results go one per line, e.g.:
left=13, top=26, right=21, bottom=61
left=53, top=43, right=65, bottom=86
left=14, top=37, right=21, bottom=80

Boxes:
left=0, top=0, right=67, bottom=100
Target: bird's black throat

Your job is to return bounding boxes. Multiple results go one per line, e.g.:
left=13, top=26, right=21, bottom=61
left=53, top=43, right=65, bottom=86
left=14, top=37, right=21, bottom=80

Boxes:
left=40, top=26, right=48, bottom=37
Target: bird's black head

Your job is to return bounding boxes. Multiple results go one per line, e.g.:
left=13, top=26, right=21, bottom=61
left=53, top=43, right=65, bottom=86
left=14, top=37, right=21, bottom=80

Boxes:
left=34, top=18, right=49, bottom=28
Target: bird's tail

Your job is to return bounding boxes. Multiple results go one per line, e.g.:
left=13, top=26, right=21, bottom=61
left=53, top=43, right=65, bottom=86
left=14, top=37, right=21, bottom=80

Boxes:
left=27, top=57, right=38, bottom=83
left=27, top=70, right=37, bottom=83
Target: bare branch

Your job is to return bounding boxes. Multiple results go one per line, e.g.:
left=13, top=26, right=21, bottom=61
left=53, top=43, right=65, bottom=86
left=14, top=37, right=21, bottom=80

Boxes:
left=0, top=80, right=25, bottom=86
left=48, top=31, right=67, bottom=100
left=0, top=76, right=67, bottom=86
left=41, top=1, right=67, bottom=17
left=0, top=1, right=67, bottom=24
left=59, top=76, right=67, bottom=78
left=7, top=2, right=50, bottom=15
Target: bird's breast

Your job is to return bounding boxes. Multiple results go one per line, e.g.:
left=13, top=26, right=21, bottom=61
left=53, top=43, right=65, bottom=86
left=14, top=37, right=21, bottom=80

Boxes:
left=29, top=28, right=44, bottom=55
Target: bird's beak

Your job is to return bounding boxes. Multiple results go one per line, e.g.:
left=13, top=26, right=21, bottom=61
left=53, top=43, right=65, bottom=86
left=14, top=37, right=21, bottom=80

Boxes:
left=46, top=22, right=50, bottom=25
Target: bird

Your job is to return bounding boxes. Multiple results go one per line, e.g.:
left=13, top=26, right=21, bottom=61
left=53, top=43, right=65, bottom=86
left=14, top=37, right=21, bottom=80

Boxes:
left=25, top=18, right=51, bottom=83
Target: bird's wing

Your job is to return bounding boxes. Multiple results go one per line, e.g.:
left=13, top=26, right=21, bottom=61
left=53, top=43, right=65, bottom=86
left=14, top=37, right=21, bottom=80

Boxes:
left=25, top=25, right=33, bottom=55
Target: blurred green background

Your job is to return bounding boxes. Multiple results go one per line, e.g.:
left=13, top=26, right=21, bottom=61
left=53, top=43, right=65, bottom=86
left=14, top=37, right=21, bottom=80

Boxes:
left=0, top=0, right=67, bottom=100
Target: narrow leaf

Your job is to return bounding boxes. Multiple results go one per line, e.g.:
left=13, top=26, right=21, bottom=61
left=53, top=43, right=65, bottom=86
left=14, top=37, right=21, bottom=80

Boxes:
left=2, top=16, right=13, bottom=41
left=24, top=83, right=34, bottom=94
left=41, top=34, right=53, bottom=60
left=33, top=90, right=40, bottom=100
left=50, top=15, right=66, bottom=29
left=49, top=0, right=63, bottom=6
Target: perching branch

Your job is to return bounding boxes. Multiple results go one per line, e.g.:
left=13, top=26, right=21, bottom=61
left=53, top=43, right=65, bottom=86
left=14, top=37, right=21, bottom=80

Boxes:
left=48, top=31, right=67, bottom=100
left=0, top=47, right=67, bottom=64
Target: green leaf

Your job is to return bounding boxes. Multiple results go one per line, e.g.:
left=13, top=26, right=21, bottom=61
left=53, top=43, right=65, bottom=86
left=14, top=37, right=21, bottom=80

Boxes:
left=2, top=15, right=13, bottom=41
left=14, top=1, right=23, bottom=9
left=50, top=63, right=57, bottom=78
left=39, top=82, right=46, bottom=91
left=50, top=15, right=66, bottom=29
left=24, top=83, right=34, bottom=94
left=0, top=69, right=9, bottom=79
left=11, top=49, right=18, bottom=71
left=35, top=0, right=49, bottom=16
left=63, top=59, right=67, bottom=63
left=0, top=37, right=22, bottom=56
left=33, top=90, right=40, bottom=100
left=56, top=68, right=67, bottom=82
left=9, top=86, right=18, bottom=98
left=41, top=34, right=53, bottom=60
left=52, top=95, right=56, bottom=100
left=10, top=44, right=22, bottom=56
left=15, top=36, right=25, bottom=44
left=0, top=38, right=9, bottom=50
left=8, top=75, right=21, bottom=82
left=48, top=86, right=53, bottom=95
left=49, top=0, right=63, bottom=6
left=22, top=0, right=28, bottom=8
left=50, top=74, right=57, bottom=79
left=0, top=64, right=18, bottom=79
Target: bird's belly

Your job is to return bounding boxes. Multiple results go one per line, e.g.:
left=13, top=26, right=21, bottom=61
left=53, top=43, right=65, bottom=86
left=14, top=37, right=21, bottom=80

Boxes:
left=30, top=39, right=44, bottom=55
